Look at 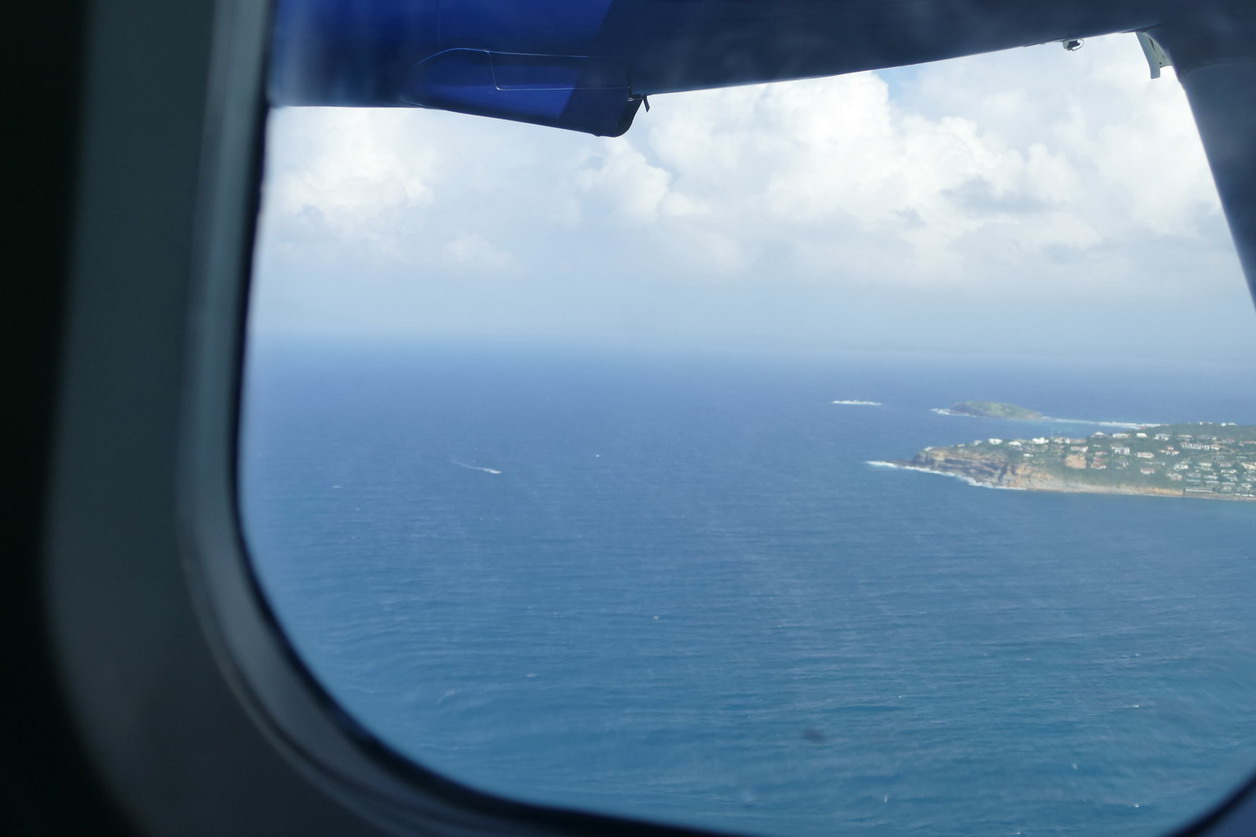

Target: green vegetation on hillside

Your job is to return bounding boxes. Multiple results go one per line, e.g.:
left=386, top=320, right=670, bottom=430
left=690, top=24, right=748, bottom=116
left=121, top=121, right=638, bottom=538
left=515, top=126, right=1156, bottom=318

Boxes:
left=906, top=422, right=1256, bottom=501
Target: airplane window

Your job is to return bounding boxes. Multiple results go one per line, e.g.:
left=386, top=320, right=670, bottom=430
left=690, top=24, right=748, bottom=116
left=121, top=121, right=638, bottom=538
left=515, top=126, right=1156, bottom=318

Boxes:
left=240, top=32, right=1256, bottom=837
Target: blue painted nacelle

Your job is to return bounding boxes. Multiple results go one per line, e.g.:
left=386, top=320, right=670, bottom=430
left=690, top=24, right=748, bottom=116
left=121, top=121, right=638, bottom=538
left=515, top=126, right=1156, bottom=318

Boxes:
left=270, top=0, right=1169, bottom=137
left=270, top=0, right=642, bottom=135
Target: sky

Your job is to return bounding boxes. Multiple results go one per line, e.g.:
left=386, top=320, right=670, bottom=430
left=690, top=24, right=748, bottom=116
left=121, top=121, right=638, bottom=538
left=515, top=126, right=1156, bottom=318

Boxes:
left=249, top=33, right=1256, bottom=362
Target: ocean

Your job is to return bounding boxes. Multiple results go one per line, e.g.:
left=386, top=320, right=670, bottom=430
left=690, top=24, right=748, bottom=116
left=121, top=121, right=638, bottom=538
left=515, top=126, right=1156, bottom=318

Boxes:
left=240, top=339, right=1256, bottom=836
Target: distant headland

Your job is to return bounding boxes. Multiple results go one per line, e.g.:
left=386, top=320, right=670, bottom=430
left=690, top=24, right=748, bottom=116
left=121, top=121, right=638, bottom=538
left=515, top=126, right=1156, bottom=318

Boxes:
left=879, top=421, right=1256, bottom=502
left=933, top=401, right=1043, bottom=420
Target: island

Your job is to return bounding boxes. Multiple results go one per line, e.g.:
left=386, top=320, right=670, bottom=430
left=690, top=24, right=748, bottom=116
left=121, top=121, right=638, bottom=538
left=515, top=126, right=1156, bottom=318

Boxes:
left=887, top=423, right=1256, bottom=501
left=938, top=401, right=1043, bottom=420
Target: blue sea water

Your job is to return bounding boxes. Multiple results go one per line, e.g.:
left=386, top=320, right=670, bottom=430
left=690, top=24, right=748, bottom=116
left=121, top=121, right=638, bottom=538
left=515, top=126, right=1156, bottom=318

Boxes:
left=240, top=339, right=1256, bottom=837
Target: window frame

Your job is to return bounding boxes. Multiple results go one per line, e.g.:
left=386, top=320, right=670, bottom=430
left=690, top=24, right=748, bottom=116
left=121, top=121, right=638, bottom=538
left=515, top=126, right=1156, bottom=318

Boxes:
left=41, top=0, right=1256, bottom=833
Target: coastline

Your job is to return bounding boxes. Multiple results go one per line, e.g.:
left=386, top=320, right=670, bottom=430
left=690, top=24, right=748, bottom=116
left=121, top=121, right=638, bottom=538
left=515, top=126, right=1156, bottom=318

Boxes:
left=870, top=459, right=1256, bottom=502
left=867, top=460, right=1028, bottom=491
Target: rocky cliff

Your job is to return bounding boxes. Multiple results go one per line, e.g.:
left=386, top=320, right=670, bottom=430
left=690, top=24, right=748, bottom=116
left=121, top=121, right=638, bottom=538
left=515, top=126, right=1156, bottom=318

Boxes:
left=907, top=446, right=1182, bottom=496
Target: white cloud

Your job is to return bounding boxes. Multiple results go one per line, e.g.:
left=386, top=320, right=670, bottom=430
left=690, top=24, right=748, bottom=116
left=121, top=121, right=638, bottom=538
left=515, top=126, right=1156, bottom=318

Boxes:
left=252, top=32, right=1251, bottom=353
left=574, top=141, right=673, bottom=224
left=441, top=232, right=516, bottom=271
left=263, top=109, right=436, bottom=236
left=597, top=36, right=1228, bottom=291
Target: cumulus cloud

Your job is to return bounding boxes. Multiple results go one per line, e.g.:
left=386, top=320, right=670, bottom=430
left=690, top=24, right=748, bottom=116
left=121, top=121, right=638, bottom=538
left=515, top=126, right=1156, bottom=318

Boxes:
left=251, top=32, right=1251, bottom=353
left=574, top=141, right=673, bottom=224
left=257, top=107, right=583, bottom=270
left=599, top=37, right=1228, bottom=291
left=261, top=109, right=437, bottom=253
left=441, top=232, right=516, bottom=271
